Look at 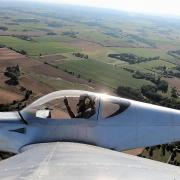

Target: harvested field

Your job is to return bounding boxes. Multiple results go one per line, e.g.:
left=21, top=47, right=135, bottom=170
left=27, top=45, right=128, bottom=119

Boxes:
left=40, top=54, right=66, bottom=62
left=69, top=39, right=104, bottom=52
left=26, top=63, right=95, bottom=86
left=20, top=75, right=53, bottom=95
left=123, top=148, right=144, bottom=156
left=0, top=58, right=30, bottom=70
left=0, top=48, right=25, bottom=60
left=0, top=88, right=23, bottom=104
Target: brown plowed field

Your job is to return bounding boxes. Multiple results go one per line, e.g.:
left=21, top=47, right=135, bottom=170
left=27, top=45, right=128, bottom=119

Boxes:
left=0, top=48, right=25, bottom=60
left=0, top=89, right=23, bottom=104
left=20, top=75, right=53, bottom=95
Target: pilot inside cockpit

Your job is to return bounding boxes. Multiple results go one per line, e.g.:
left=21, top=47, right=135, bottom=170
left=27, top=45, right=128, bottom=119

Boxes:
left=64, top=94, right=96, bottom=119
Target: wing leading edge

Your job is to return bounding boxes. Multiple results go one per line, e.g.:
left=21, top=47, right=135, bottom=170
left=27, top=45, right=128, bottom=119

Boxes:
left=0, top=142, right=179, bottom=180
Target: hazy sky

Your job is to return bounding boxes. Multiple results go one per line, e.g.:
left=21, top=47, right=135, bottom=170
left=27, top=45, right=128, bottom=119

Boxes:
left=28, top=0, right=180, bottom=16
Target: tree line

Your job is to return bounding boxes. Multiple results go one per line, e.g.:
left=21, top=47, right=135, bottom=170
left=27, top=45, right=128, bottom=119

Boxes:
left=108, top=53, right=160, bottom=64
left=116, top=84, right=179, bottom=110
left=73, top=52, right=89, bottom=59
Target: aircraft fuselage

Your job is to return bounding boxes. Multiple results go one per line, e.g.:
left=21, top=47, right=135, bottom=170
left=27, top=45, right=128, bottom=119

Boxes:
left=0, top=90, right=180, bottom=154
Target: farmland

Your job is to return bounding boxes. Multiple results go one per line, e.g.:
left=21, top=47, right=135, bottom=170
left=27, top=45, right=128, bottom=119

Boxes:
left=0, top=1, right=179, bottom=100
left=58, top=58, right=151, bottom=88
left=0, top=2, right=179, bottom=101
left=0, top=1, right=180, bottom=164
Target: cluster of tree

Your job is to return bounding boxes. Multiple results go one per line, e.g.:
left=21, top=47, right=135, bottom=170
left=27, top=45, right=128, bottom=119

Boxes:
left=64, top=69, right=73, bottom=76
left=14, top=35, right=32, bottom=41
left=47, top=22, right=63, bottom=28
left=19, top=86, right=33, bottom=101
left=108, top=53, right=160, bottom=64
left=6, top=22, right=19, bottom=25
left=141, top=84, right=179, bottom=106
left=63, top=69, right=92, bottom=83
left=154, top=65, right=167, bottom=71
left=155, top=65, right=180, bottom=78
left=46, top=32, right=57, bottom=36
left=0, top=88, right=32, bottom=112
left=116, top=85, right=180, bottom=110
left=165, top=66, right=180, bottom=78
left=172, top=50, right=180, bottom=56
left=103, top=31, right=119, bottom=38
left=116, top=86, right=146, bottom=102
left=141, top=85, right=164, bottom=102
left=122, top=67, right=135, bottom=73
left=171, top=87, right=178, bottom=98
left=0, top=26, right=8, bottom=31
left=168, top=50, right=180, bottom=56
left=167, top=50, right=180, bottom=60
left=154, top=66, right=172, bottom=77
left=17, top=49, right=27, bottom=55
left=0, top=101, right=25, bottom=112
left=133, top=71, right=168, bottom=93
left=4, top=65, right=20, bottom=86
left=127, top=34, right=156, bottom=48
left=175, top=66, right=180, bottom=71
left=15, top=18, right=40, bottom=23
left=133, top=71, right=156, bottom=81
left=0, top=151, right=14, bottom=160
left=0, top=44, right=6, bottom=48
left=44, top=61, right=58, bottom=69
left=140, top=143, right=180, bottom=166
left=73, top=52, right=88, bottom=59
left=170, top=72, right=180, bottom=79
left=62, top=31, right=79, bottom=38
left=7, top=47, right=27, bottom=55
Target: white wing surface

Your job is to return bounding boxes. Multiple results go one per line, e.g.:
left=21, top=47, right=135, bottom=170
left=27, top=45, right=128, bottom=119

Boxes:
left=0, top=142, right=179, bottom=180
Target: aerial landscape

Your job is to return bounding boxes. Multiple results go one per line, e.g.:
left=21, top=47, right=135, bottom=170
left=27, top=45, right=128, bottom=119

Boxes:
left=0, top=0, right=180, bottom=167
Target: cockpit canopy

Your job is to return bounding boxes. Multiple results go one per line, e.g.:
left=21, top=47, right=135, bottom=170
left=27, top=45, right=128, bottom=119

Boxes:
left=20, top=90, right=130, bottom=121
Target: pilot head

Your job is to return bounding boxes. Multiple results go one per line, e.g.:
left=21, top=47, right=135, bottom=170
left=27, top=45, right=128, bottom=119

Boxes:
left=77, top=95, right=95, bottom=113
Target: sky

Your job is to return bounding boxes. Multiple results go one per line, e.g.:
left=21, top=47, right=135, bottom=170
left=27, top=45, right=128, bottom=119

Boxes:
left=28, top=0, right=180, bottom=16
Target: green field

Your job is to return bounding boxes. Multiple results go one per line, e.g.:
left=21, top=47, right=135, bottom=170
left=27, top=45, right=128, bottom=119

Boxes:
left=58, top=59, right=151, bottom=89
left=126, top=59, right=176, bottom=73
left=0, top=36, right=77, bottom=57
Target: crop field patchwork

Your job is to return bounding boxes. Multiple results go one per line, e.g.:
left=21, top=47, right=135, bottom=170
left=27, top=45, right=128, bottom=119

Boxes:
left=0, top=3, right=180, bottom=97
left=58, top=59, right=152, bottom=89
